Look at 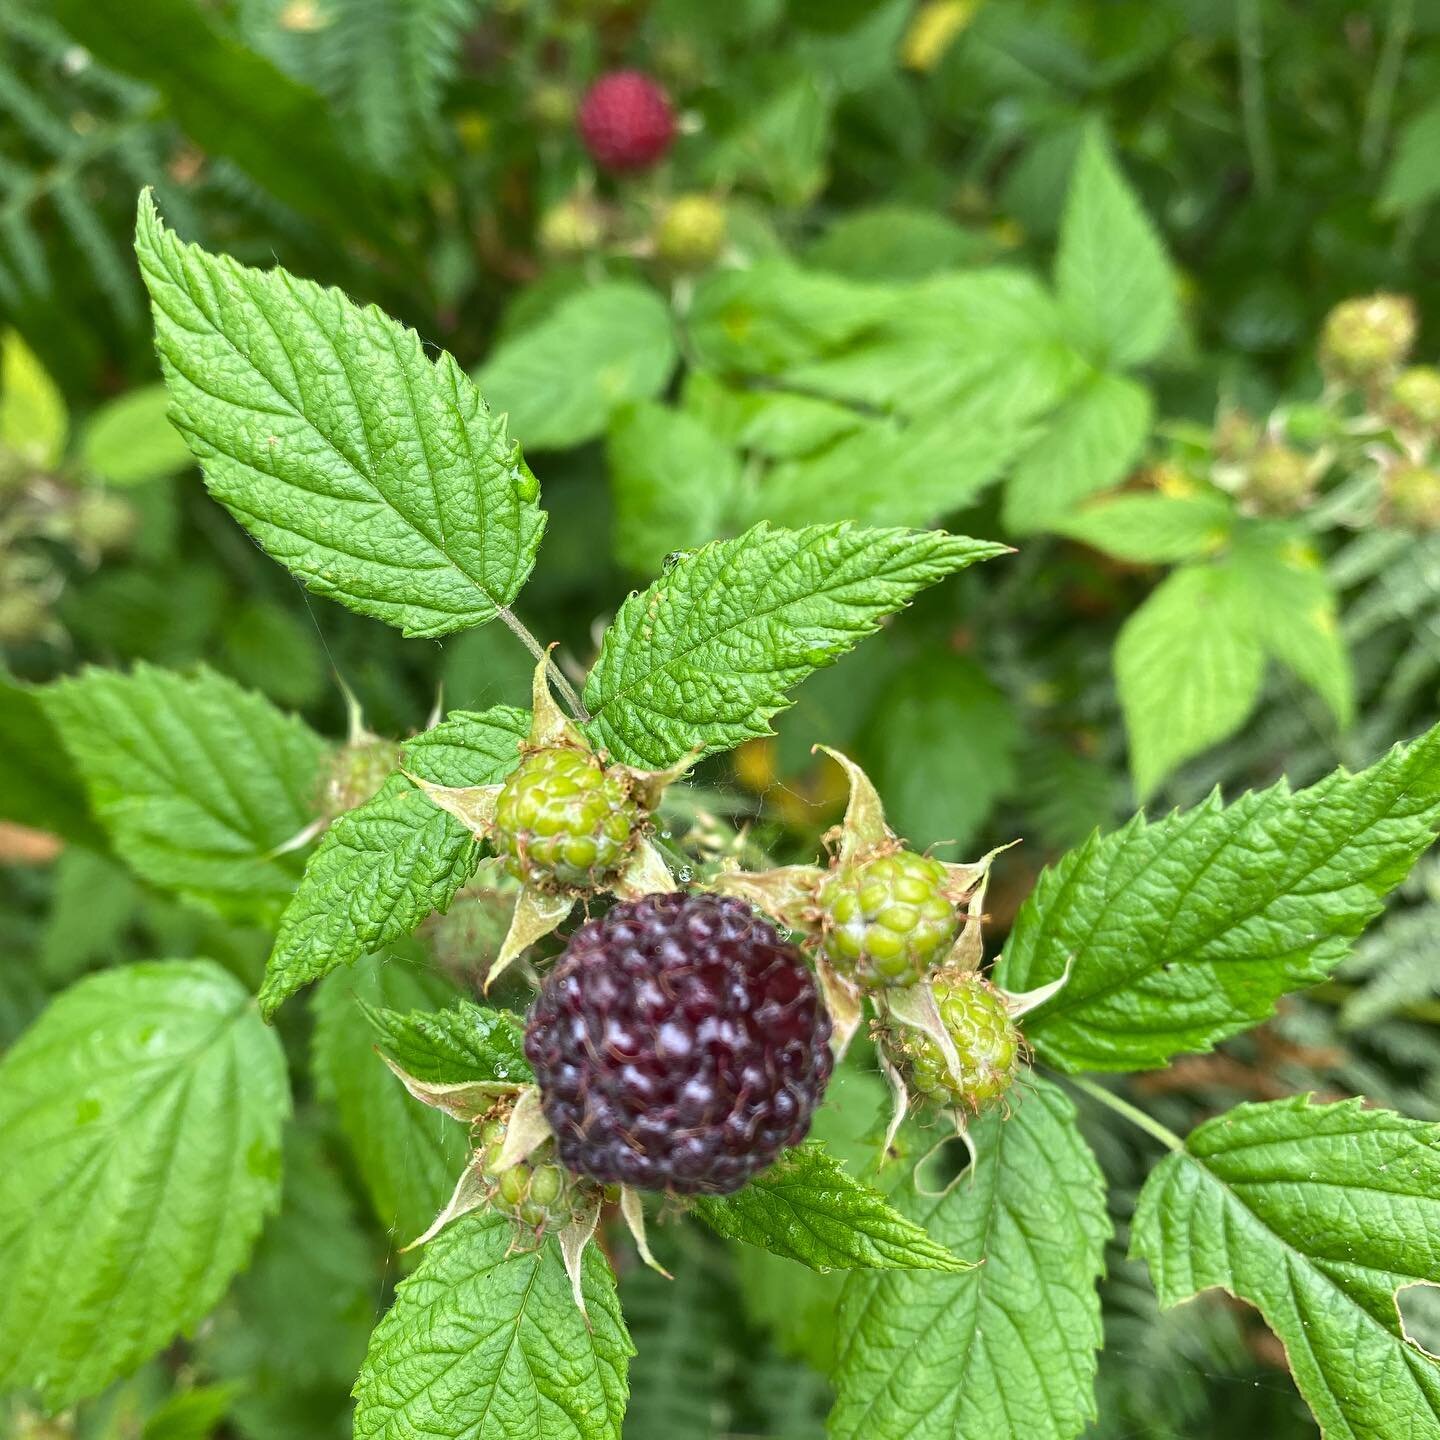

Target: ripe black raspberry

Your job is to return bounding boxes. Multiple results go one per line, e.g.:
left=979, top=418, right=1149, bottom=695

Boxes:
left=525, top=893, right=832, bottom=1195
left=577, top=71, right=675, bottom=173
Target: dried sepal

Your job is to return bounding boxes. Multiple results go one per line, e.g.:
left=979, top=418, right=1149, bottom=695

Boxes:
left=937, top=841, right=1016, bottom=973
left=612, top=838, right=676, bottom=900
left=813, top=745, right=891, bottom=860
left=620, top=1185, right=671, bottom=1278
left=876, top=1043, right=911, bottom=1159
left=402, top=772, right=501, bottom=837
left=490, top=1084, right=555, bottom=1173
left=712, top=864, right=823, bottom=929
left=485, top=887, right=574, bottom=990
left=529, top=647, right=586, bottom=749
left=558, top=1196, right=603, bottom=1321
left=878, top=981, right=966, bottom=1091
left=996, top=956, right=1074, bottom=1020
left=404, top=1151, right=491, bottom=1251
left=816, top=957, right=865, bottom=1062
left=619, top=750, right=700, bottom=812
left=376, top=1049, right=525, bottom=1122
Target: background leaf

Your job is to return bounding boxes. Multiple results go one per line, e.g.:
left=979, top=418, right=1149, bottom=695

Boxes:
left=1132, top=1097, right=1440, bottom=1438
left=0, top=960, right=289, bottom=1408
left=362, top=998, right=531, bottom=1086
left=80, top=383, right=193, bottom=486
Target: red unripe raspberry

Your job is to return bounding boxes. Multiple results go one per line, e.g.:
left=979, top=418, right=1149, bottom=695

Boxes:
left=577, top=71, right=676, bottom=173
left=525, top=893, right=832, bottom=1194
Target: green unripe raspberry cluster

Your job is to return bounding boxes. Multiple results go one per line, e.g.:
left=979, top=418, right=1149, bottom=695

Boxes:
left=892, top=971, right=1020, bottom=1112
left=819, top=850, right=957, bottom=988
left=476, top=1118, right=576, bottom=1229
left=493, top=744, right=639, bottom=890
left=1244, top=441, right=1312, bottom=515
left=1389, top=366, right=1440, bottom=431
left=1388, top=463, right=1440, bottom=533
left=1320, top=293, right=1416, bottom=382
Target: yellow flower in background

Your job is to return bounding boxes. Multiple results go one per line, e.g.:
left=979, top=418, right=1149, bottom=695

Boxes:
left=902, top=0, right=982, bottom=73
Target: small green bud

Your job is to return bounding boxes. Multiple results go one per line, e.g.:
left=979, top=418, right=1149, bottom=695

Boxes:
left=1387, top=463, right=1440, bottom=533
left=68, top=490, right=138, bottom=554
left=1319, top=293, right=1416, bottom=383
left=321, top=734, right=400, bottom=819
left=1388, top=366, right=1440, bottom=432
left=0, top=588, right=50, bottom=645
left=655, top=194, right=728, bottom=270
left=529, top=81, right=576, bottom=131
left=1244, top=441, right=1313, bottom=516
left=538, top=198, right=605, bottom=258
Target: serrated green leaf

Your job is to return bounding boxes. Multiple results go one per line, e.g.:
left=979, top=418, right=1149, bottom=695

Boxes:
left=1132, top=1096, right=1440, bottom=1439
left=1, top=328, right=67, bottom=467
left=361, top=998, right=531, bottom=1085
left=478, top=282, right=677, bottom=451
left=582, top=522, right=1007, bottom=768
left=806, top=205, right=992, bottom=282
left=80, top=383, right=192, bottom=486
left=996, top=723, right=1440, bottom=1072
left=135, top=195, right=546, bottom=639
left=702, top=72, right=832, bottom=206
left=1053, top=491, right=1233, bottom=563
left=683, top=373, right=862, bottom=460
left=1115, top=565, right=1265, bottom=798
left=1002, top=370, right=1153, bottom=534
left=42, top=663, right=327, bottom=924
left=0, top=961, right=289, bottom=1408
left=694, top=1142, right=968, bottom=1272
left=313, top=952, right=467, bottom=1245
left=400, top=704, right=530, bottom=787
left=830, top=1079, right=1109, bottom=1440
left=860, top=653, right=1019, bottom=853
left=608, top=401, right=742, bottom=574
left=260, top=776, right=478, bottom=1018
left=0, top=675, right=105, bottom=847
left=1055, top=127, right=1179, bottom=369
left=352, top=1211, right=633, bottom=1440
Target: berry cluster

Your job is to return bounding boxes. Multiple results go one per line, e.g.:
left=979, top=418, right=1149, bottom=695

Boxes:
left=474, top=1114, right=578, bottom=1229
left=819, top=850, right=957, bottom=988
left=525, top=893, right=832, bottom=1194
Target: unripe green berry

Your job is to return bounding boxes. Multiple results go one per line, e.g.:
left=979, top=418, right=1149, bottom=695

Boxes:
left=655, top=194, right=727, bottom=270
left=1388, top=366, right=1440, bottom=432
left=819, top=850, right=957, bottom=988
left=476, top=1120, right=577, bottom=1229
left=0, top=589, right=49, bottom=645
left=890, top=971, right=1020, bottom=1112
left=529, top=81, right=576, bottom=131
left=1320, top=293, right=1416, bottom=382
left=321, top=735, right=400, bottom=819
left=1244, top=441, right=1312, bottom=515
left=492, top=744, right=639, bottom=890
left=1388, top=463, right=1440, bottom=533
left=538, top=198, right=604, bottom=257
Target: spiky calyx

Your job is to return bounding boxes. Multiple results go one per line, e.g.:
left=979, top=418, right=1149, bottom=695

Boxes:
left=577, top=70, right=676, bottom=173
left=525, top=893, right=833, bottom=1194
left=1388, top=464, right=1440, bottom=533
left=888, top=971, right=1021, bottom=1112
left=1320, top=293, right=1416, bottom=383
left=475, top=1116, right=579, bottom=1229
left=1244, top=441, right=1312, bottom=515
left=655, top=194, right=727, bottom=269
left=492, top=744, right=641, bottom=891
left=819, top=850, right=958, bottom=989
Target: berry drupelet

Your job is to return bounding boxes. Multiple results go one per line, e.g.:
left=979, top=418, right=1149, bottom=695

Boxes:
left=524, top=893, right=833, bottom=1195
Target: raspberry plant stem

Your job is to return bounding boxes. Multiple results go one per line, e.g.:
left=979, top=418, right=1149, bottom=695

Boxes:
left=1064, top=1075, right=1185, bottom=1154
left=497, top=605, right=590, bottom=722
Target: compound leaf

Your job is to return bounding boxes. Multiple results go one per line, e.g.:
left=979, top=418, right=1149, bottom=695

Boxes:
left=0, top=961, right=289, bottom=1409
left=830, top=1079, right=1109, bottom=1440
left=42, top=663, right=327, bottom=924
left=352, top=1211, right=632, bottom=1440
left=996, top=723, right=1440, bottom=1071
left=695, top=1142, right=968, bottom=1273
left=135, top=195, right=545, bottom=639
left=1133, top=1096, right=1440, bottom=1439
left=582, top=522, right=1007, bottom=768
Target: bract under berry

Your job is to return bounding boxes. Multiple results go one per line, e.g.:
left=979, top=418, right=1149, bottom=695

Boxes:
left=524, top=893, right=832, bottom=1195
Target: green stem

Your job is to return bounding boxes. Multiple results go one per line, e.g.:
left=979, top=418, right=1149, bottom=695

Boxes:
left=1237, top=0, right=1276, bottom=198
left=1361, top=0, right=1414, bottom=169
left=496, top=607, right=590, bottom=723
left=1065, top=1074, right=1185, bottom=1154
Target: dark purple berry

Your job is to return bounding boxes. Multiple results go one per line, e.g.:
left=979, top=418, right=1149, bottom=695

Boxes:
left=524, top=893, right=833, bottom=1195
